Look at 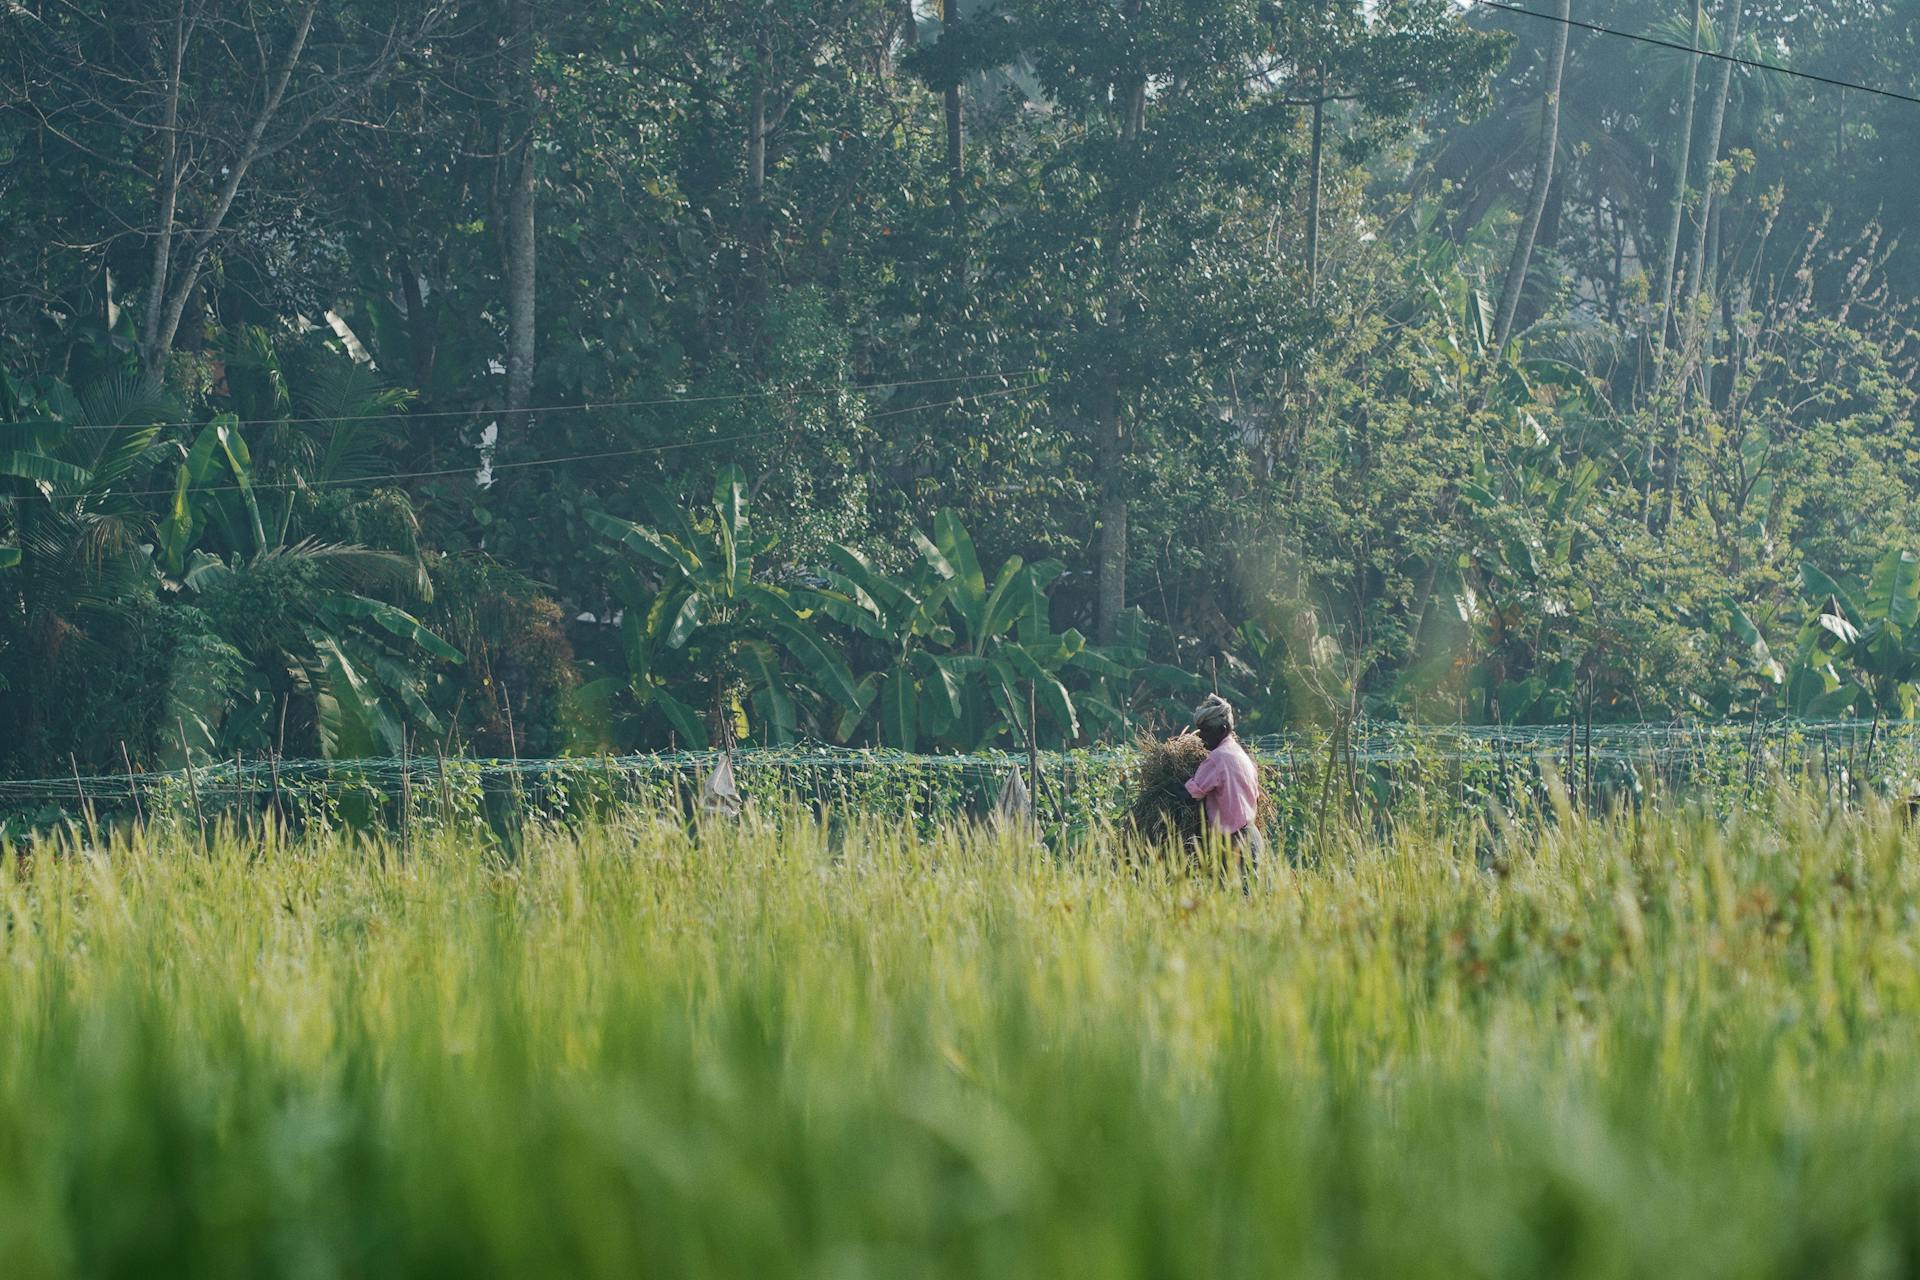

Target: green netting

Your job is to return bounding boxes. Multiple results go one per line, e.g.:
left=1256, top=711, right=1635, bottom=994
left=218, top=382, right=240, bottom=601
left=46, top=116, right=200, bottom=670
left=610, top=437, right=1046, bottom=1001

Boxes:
left=5, top=718, right=1914, bottom=843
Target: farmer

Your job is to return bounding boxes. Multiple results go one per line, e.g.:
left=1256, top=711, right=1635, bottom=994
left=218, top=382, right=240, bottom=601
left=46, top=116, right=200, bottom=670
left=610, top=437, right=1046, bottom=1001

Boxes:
left=1185, top=694, right=1266, bottom=866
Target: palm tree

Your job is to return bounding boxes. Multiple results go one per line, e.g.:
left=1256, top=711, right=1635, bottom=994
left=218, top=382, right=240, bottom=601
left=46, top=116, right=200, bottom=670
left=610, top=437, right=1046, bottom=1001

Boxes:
left=0, top=374, right=176, bottom=761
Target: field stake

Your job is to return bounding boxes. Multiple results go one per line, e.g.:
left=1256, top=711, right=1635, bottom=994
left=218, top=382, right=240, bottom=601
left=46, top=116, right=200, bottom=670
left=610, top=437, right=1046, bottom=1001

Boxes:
left=1583, top=676, right=1595, bottom=813
left=1567, top=700, right=1578, bottom=807
left=1313, top=720, right=1341, bottom=852
left=268, top=750, right=285, bottom=831
left=400, top=733, right=413, bottom=861
left=1027, top=681, right=1041, bottom=835
left=69, top=753, right=98, bottom=845
left=177, top=718, right=207, bottom=845
left=120, top=741, right=146, bottom=830
left=501, top=682, right=526, bottom=839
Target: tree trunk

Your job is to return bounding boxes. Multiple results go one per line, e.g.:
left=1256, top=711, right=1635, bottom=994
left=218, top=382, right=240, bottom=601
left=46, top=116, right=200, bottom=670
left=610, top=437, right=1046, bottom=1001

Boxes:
left=1703, top=198, right=1725, bottom=404
left=1662, top=0, right=1741, bottom=532
left=1654, top=0, right=1704, bottom=353
left=1095, top=0, right=1148, bottom=645
left=138, top=0, right=189, bottom=392
left=504, top=0, right=537, bottom=424
left=395, top=252, right=438, bottom=394
left=1491, top=0, right=1570, bottom=354
left=941, top=0, right=962, bottom=199
left=140, top=0, right=321, bottom=395
left=1685, top=0, right=1741, bottom=328
left=1606, top=197, right=1624, bottom=326
left=746, top=75, right=771, bottom=322
left=1307, top=90, right=1324, bottom=303
left=1094, top=382, right=1129, bottom=645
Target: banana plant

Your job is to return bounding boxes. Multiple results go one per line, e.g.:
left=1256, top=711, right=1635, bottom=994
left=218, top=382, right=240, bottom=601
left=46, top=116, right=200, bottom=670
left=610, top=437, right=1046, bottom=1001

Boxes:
left=919, top=510, right=1084, bottom=749
left=1071, top=606, right=1209, bottom=740
left=1454, top=440, right=1603, bottom=723
left=1786, top=551, right=1920, bottom=720
left=586, top=465, right=859, bottom=748
left=809, top=542, right=959, bottom=751
left=809, top=510, right=1089, bottom=751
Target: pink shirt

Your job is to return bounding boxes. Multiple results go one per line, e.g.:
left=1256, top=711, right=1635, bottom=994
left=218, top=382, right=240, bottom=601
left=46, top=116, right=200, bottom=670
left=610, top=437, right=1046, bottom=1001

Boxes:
left=1185, top=735, right=1262, bottom=835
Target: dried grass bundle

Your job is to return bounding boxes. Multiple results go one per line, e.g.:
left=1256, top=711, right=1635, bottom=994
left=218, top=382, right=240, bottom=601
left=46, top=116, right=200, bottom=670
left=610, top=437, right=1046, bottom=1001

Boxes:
left=1123, top=732, right=1279, bottom=859
left=1125, top=733, right=1209, bottom=851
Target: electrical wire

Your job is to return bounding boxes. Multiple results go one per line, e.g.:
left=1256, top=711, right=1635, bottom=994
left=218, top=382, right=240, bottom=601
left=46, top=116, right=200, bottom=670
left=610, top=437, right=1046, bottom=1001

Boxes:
left=1470, top=0, right=1920, bottom=106
left=15, top=369, right=1042, bottom=433
left=0, top=381, right=1044, bottom=505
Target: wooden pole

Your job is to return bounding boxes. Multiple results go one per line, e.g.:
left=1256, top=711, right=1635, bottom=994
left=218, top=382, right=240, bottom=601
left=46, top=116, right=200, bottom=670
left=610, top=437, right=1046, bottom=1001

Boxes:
left=268, top=749, right=285, bottom=832
left=502, top=683, right=524, bottom=836
left=69, top=753, right=98, bottom=845
left=1026, top=680, right=1041, bottom=835
left=1567, top=698, right=1578, bottom=805
left=177, top=718, right=207, bottom=844
left=1583, top=676, right=1595, bottom=813
left=120, top=741, right=146, bottom=830
left=1313, top=720, right=1341, bottom=852
left=400, top=731, right=413, bottom=861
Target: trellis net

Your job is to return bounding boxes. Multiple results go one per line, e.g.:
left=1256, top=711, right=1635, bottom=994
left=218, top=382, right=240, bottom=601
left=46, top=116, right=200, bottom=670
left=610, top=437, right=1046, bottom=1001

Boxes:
left=5, top=718, right=1915, bottom=842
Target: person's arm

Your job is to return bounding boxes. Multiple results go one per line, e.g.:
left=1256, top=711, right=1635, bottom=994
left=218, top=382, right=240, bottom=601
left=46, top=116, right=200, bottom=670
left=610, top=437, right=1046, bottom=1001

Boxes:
left=1185, top=752, right=1221, bottom=800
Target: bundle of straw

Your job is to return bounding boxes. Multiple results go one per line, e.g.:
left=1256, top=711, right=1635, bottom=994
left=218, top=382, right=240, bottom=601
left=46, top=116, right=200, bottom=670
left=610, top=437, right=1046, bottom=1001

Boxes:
left=1124, top=733, right=1210, bottom=850
left=1123, top=732, right=1279, bottom=859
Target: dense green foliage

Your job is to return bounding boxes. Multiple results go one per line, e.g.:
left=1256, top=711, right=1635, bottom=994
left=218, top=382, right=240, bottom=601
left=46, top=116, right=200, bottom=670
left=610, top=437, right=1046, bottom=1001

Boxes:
left=9, top=797, right=1920, bottom=1274
left=3, top=0, right=1919, bottom=767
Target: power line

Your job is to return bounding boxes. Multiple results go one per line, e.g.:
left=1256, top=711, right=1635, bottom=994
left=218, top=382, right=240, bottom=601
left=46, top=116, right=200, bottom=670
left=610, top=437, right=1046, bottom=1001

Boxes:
left=0, top=383, right=1043, bottom=506
left=1470, top=0, right=1920, bottom=107
left=12, top=369, right=1042, bottom=433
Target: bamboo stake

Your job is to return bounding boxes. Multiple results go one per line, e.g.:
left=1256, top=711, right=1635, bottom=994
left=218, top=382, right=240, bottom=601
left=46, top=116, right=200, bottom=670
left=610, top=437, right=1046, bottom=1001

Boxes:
left=1583, top=676, right=1595, bottom=813
left=120, top=741, right=146, bottom=830
left=1027, top=681, right=1040, bottom=836
left=502, top=683, right=525, bottom=837
left=268, top=749, right=285, bottom=832
left=177, top=717, right=207, bottom=844
left=400, top=732, right=413, bottom=861
left=1567, top=699, right=1578, bottom=808
left=1313, top=719, right=1342, bottom=853
left=69, top=753, right=97, bottom=846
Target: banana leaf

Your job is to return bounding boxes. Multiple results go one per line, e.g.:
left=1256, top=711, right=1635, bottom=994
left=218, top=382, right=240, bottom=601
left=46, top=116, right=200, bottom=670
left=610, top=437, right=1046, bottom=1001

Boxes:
left=321, top=593, right=462, bottom=662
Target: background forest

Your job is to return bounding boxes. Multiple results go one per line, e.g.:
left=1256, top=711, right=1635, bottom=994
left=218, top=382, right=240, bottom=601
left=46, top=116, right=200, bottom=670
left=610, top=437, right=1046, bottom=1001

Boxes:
left=2, top=0, right=1918, bottom=768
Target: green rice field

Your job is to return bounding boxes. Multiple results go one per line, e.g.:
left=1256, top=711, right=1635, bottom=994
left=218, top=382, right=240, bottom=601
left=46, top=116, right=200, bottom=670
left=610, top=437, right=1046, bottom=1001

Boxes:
left=5, top=796, right=1920, bottom=1277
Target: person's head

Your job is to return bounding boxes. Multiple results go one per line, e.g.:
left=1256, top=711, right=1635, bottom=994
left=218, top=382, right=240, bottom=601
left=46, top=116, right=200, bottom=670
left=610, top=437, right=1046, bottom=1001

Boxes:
left=1192, top=694, right=1235, bottom=749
